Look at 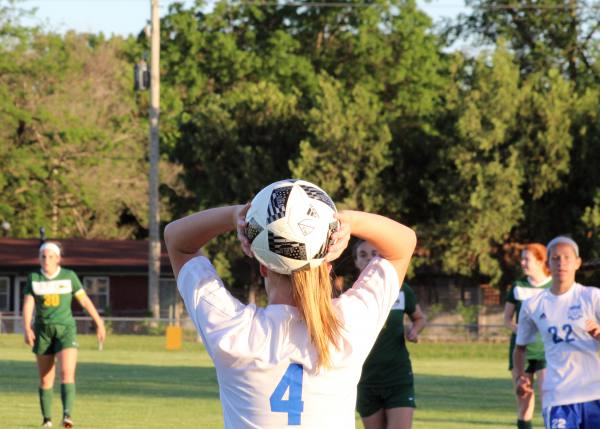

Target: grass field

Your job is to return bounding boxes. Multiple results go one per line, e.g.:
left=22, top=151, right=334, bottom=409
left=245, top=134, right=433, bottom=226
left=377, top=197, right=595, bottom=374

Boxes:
left=1, top=334, right=544, bottom=429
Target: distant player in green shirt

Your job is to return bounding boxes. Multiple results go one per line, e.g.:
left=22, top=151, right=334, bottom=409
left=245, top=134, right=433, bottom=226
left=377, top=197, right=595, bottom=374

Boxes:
left=22, top=241, right=106, bottom=428
left=354, top=240, right=427, bottom=429
left=503, top=243, right=552, bottom=429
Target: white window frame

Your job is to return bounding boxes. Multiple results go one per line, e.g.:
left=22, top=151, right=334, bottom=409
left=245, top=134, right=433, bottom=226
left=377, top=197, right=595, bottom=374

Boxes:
left=159, top=278, right=178, bottom=318
left=14, top=276, right=27, bottom=317
left=83, top=276, right=110, bottom=313
left=0, top=277, right=9, bottom=311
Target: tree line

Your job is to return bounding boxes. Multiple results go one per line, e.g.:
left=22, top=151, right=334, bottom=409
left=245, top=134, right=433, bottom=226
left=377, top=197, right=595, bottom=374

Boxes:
left=1, top=0, right=599, bottom=296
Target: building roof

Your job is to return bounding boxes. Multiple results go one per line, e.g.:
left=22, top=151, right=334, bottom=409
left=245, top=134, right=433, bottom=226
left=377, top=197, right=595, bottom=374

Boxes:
left=0, top=238, right=172, bottom=273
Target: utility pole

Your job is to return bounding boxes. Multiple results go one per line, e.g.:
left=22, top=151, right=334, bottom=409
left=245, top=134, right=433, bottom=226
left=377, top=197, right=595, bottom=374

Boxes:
left=148, top=0, right=161, bottom=320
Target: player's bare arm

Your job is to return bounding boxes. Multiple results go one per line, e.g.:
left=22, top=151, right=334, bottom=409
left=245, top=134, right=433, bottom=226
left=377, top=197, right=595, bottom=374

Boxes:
left=165, top=204, right=247, bottom=278
left=22, top=294, right=36, bottom=346
left=76, top=293, right=106, bottom=343
left=330, top=210, right=416, bottom=285
left=513, top=345, right=533, bottom=397
left=406, top=304, right=427, bottom=343
left=503, top=302, right=517, bottom=333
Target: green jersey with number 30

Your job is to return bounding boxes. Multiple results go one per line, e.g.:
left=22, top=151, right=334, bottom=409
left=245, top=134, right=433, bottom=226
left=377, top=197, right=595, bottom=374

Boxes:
left=24, top=268, right=85, bottom=326
left=358, top=283, right=417, bottom=387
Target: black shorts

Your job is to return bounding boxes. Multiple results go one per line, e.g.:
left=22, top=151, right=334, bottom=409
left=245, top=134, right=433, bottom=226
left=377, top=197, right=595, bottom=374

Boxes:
left=508, top=336, right=546, bottom=372
left=356, top=383, right=416, bottom=418
left=524, top=359, right=546, bottom=374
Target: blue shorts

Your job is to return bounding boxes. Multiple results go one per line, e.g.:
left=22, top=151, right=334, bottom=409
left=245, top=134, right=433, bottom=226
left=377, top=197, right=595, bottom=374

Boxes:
left=544, top=400, right=600, bottom=429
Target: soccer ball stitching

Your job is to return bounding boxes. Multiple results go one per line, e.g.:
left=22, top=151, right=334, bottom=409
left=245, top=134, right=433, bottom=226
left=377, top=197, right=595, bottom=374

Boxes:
left=245, top=180, right=337, bottom=274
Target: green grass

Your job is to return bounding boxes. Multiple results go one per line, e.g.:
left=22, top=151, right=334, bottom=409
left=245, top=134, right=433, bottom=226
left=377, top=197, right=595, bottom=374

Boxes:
left=1, top=334, right=543, bottom=428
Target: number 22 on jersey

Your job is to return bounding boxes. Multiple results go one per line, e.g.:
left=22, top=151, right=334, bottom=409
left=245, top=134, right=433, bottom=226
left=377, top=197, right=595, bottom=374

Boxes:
left=548, top=324, right=575, bottom=344
left=270, top=363, right=304, bottom=425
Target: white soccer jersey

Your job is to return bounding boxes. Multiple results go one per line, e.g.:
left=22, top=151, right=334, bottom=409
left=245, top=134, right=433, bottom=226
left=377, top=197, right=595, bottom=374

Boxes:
left=177, top=255, right=400, bottom=429
left=516, top=283, right=600, bottom=408
left=513, top=277, right=552, bottom=301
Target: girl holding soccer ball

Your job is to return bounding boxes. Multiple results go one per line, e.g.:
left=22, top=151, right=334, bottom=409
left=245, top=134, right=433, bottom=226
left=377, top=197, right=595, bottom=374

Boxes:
left=165, top=179, right=416, bottom=428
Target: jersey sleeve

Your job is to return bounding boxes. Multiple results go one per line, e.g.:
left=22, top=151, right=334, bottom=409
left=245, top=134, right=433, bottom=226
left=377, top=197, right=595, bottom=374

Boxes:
left=403, top=283, right=417, bottom=314
left=23, top=273, right=34, bottom=296
left=176, top=256, right=250, bottom=362
left=506, top=283, right=517, bottom=304
left=515, top=301, right=538, bottom=346
left=335, top=257, right=400, bottom=355
left=69, top=270, right=84, bottom=295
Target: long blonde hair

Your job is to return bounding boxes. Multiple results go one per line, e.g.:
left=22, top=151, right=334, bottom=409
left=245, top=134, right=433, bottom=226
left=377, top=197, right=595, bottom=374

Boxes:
left=291, top=263, right=342, bottom=370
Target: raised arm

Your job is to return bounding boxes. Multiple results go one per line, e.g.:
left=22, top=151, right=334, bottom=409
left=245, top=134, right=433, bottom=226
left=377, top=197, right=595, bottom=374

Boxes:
left=164, top=204, right=247, bottom=278
left=328, top=210, right=417, bottom=285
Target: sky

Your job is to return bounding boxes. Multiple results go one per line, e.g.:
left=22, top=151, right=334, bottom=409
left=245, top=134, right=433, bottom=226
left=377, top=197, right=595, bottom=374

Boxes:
left=21, top=0, right=468, bottom=37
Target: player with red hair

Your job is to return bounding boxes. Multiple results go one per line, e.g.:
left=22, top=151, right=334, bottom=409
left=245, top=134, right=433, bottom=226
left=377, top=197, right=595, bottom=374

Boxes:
left=504, top=243, right=552, bottom=429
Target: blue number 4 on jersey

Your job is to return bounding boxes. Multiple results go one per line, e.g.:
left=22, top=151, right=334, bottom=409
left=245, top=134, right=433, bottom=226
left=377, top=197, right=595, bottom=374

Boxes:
left=270, top=363, right=304, bottom=425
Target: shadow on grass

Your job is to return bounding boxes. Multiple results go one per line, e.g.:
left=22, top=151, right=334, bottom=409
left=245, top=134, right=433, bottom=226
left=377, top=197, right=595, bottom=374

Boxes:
left=416, top=416, right=513, bottom=427
left=3, top=361, right=517, bottom=427
left=416, top=372, right=514, bottom=410
left=416, top=372, right=513, bottom=409
left=1, top=360, right=219, bottom=400
left=413, top=373, right=518, bottom=427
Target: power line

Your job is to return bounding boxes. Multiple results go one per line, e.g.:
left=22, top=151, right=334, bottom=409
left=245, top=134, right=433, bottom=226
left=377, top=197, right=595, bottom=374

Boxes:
left=21, top=0, right=600, bottom=9
left=478, top=3, right=599, bottom=11
left=235, top=1, right=600, bottom=9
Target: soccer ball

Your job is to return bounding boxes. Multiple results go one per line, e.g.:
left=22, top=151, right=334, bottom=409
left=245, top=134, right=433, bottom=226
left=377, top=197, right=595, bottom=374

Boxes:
left=245, top=179, right=338, bottom=274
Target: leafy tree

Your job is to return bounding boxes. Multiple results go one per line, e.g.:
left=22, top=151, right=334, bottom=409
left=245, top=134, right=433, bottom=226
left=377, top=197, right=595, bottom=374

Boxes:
left=175, top=81, right=303, bottom=209
left=448, top=0, right=600, bottom=286
left=573, top=86, right=600, bottom=259
left=290, top=75, right=391, bottom=211
left=0, top=29, right=149, bottom=238
left=172, top=80, right=304, bottom=287
left=148, top=0, right=598, bottom=296
left=515, top=70, right=574, bottom=199
left=152, top=0, right=450, bottom=293
left=512, top=69, right=576, bottom=245
left=453, top=0, right=600, bottom=87
left=429, top=47, right=524, bottom=282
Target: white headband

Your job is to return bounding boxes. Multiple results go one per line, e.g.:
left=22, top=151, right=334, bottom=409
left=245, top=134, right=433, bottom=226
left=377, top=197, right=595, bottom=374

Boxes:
left=547, top=236, right=579, bottom=257
left=39, top=242, right=61, bottom=257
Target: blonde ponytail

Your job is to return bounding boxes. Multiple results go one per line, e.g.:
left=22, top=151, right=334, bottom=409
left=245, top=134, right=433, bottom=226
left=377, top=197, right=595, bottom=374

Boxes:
left=291, top=264, right=342, bottom=370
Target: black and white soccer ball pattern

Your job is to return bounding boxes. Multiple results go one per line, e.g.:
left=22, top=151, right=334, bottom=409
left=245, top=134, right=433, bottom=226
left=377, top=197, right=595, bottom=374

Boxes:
left=245, top=179, right=338, bottom=274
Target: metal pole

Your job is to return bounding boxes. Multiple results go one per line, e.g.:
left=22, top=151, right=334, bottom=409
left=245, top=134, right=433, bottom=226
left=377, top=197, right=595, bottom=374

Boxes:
left=148, top=0, right=161, bottom=320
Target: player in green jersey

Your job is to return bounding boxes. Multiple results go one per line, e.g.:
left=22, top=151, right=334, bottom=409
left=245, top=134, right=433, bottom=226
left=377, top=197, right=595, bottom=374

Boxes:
left=22, top=242, right=106, bottom=428
left=354, top=240, right=427, bottom=429
left=503, top=243, right=552, bottom=429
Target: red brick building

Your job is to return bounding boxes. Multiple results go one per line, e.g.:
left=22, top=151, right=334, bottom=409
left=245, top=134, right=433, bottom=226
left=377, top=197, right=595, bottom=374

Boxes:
left=0, top=238, right=175, bottom=317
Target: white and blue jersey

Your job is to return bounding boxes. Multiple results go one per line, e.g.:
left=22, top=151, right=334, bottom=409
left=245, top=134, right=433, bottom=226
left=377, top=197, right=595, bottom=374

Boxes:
left=516, top=283, right=600, bottom=409
left=177, top=256, right=400, bottom=429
